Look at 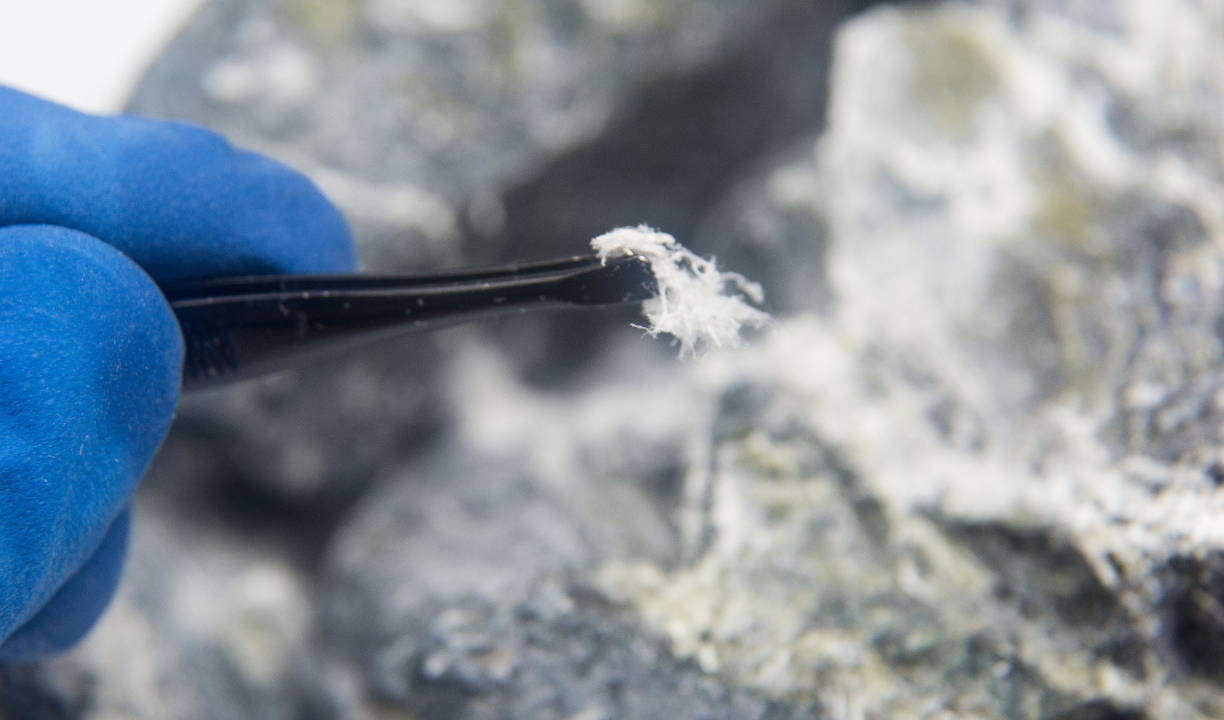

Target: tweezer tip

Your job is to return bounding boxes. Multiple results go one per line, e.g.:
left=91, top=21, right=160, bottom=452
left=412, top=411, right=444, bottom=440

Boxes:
left=570, top=254, right=658, bottom=305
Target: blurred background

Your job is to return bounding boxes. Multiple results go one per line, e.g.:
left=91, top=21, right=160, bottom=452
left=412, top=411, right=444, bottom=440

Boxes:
left=3, top=1, right=1224, bottom=719
left=0, top=0, right=208, bottom=113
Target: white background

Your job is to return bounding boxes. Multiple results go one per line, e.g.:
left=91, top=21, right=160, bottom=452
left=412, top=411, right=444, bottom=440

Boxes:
left=0, top=0, right=209, bottom=113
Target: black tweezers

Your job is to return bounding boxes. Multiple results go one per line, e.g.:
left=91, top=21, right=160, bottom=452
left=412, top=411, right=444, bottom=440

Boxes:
left=159, top=253, right=657, bottom=392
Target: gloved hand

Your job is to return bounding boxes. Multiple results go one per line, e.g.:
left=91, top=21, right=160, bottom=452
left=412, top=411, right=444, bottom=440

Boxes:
left=0, top=86, right=356, bottom=660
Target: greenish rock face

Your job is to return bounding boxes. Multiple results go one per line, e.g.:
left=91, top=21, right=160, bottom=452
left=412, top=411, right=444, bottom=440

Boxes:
left=610, top=1, right=1222, bottom=716
left=8, top=1, right=1224, bottom=719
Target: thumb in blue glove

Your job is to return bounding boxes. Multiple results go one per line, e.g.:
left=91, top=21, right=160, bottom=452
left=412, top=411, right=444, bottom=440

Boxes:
left=0, top=86, right=357, bottom=659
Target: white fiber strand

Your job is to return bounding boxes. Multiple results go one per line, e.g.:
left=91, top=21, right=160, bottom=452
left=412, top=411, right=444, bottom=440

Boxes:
left=592, top=225, right=770, bottom=357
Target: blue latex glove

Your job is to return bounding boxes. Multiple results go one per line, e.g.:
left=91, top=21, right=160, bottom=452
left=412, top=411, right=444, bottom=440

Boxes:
left=0, top=86, right=356, bottom=660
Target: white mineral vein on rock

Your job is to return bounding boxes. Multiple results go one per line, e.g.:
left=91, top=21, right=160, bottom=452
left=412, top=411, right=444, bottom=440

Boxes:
left=588, top=1, right=1224, bottom=717
left=814, top=0, right=1224, bottom=563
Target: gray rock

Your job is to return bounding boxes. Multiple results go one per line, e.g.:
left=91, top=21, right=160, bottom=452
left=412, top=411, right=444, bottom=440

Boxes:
left=312, top=320, right=1154, bottom=718
left=128, top=0, right=852, bottom=272
left=316, top=440, right=783, bottom=719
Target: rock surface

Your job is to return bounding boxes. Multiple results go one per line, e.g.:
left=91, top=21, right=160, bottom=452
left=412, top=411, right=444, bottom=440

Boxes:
left=6, top=0, right=1224, bottom=719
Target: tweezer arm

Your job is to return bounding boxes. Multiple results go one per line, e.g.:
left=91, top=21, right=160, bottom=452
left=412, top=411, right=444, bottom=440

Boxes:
left=159, top=254, right=656, bottom=392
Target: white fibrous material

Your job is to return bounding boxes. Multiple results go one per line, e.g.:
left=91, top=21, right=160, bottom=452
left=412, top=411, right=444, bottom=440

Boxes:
left=592, top=226, right=770, bottom=357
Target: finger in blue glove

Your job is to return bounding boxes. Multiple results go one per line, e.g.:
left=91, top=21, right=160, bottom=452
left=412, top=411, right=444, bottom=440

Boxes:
left=0, top=226, right=182, bottom=654
left=0, top=85, right=357, bottom=281
left=0, top=509, right=130, bottom=661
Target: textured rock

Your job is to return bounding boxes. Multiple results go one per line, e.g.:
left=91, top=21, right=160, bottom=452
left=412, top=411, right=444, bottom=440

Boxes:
left=7, top=0, right=1224, bottom=719
left=320, top=0, right=1224, bottom=716
left=579, top=1, right=1224, bottom=716
left=128, top=0, right=845, bottom=271
left=318, top=433, right=781, bottom=720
